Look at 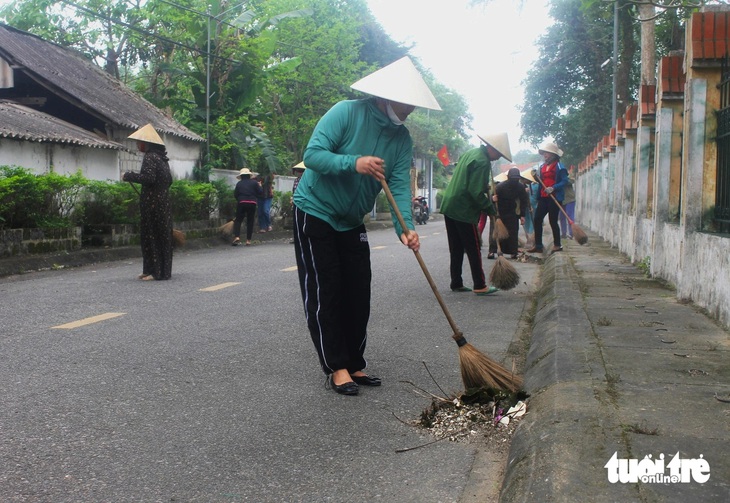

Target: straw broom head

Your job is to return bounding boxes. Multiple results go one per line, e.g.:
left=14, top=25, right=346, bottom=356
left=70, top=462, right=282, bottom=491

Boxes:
left=457, top=340, right=523, bottom=392
left=489, top=256, right=520, bottom=290
left=220, top=220, right=234, bottom=237
left=172, top=229, right=186, bottom=247
left=492, top=217, right=510, bottom=241
left=571, top=222, right=588, bottom=245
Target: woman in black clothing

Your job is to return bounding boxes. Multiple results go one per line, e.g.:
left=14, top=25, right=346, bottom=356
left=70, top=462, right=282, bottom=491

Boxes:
left=232, top=168, right=263, bottom=246
left=494, top=167, right=529, bottom=258
left=123, top=124, right=173, bottom=281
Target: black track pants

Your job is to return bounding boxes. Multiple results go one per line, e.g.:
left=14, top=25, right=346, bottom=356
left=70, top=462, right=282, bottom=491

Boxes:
left=293, top=206, right=372, bottom=375
left=444, top=215, right=486, bottom=291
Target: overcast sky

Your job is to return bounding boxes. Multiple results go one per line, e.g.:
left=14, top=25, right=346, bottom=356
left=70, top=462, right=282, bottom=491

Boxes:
left=365, top=0, right=551, bottom=153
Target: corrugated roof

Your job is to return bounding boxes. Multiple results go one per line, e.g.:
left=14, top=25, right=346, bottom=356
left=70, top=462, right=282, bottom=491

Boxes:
left=0, top=23, right=202, bottom=142
left=0, top=100, right=124, bottom=149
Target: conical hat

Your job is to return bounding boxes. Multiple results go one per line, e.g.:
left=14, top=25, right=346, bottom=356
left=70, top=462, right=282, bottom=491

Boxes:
left=520, top=167, right=537, bottom=183
left=350, top=56, right=441, bottom=111
left=236, top=168, right=255, bottom=179
left=128, top=124, right=164, bottom=146
left=538, top=140, right=563, bottom=157
left=477, top=132, right=512, bottom=162
left=292, top=161, right=306, bottom=171
left=493, top=171, right=508, bottom=183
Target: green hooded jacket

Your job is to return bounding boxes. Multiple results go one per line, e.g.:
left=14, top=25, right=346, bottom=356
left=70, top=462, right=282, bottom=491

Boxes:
left=295, top=98, right=414, bottom=238
left=440, top=145, right=495, bottom=224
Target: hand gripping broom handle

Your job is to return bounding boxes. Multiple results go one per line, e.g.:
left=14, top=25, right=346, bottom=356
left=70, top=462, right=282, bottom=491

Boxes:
left=379, top=179, right=464, bottom=342
left=534, top=174, right=574, bottom=225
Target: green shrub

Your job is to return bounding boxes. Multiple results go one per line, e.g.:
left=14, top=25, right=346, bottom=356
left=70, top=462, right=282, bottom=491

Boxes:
left=212, top=178, right=236, bottom=220
left=2, top=166, right=235, bottom=230
left=169, top=180, right=217, bottom=222
left=0, top=166, right=87, bottom=229
left=75, top=180, right=139, bottom=225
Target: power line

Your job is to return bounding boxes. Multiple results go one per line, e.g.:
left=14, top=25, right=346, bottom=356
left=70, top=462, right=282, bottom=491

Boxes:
left=58, top=0, right=240, bottom=64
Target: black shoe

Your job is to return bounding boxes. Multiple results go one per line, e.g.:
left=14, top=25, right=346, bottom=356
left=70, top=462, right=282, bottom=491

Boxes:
left=329, top=376, right=359, bottom=395
left=487, top=253, right=496, bottom=259
left=352, top=374, right=382, bottom=386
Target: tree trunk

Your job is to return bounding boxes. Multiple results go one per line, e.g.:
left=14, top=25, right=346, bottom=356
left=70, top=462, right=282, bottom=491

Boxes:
left=616, top=0, right=637, bottom=119
left=640, top=1, right=656, bottom=86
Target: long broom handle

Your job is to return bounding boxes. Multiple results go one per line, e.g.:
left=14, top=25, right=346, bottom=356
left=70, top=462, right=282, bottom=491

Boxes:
left=534, top=173, right=574, bottom=225
left=379, top=179, right=463, bottom=339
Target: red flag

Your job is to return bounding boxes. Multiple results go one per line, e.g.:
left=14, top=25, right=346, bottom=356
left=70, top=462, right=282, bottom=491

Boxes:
left=437, top=145, right=450, bottom=166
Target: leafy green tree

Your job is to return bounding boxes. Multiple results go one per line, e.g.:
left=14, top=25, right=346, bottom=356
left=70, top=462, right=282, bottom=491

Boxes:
left=520, top=0, right=619, bottom=167
left=2, top=0, right=475, bottom=184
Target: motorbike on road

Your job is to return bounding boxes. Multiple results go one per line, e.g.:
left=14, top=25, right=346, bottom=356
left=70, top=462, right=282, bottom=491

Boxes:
left=412, top=196, right=429, bottom=225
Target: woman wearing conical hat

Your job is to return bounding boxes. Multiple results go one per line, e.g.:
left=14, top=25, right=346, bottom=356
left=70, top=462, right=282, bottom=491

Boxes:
left=231, top=167, right=263, bottom=246
left=440, top=133, right=512, bottom=296
left=526, top=140, right=568, bottom=254
left=122, top=124, right=173, bottom=280
left=292, top=56, right=440, bottom=395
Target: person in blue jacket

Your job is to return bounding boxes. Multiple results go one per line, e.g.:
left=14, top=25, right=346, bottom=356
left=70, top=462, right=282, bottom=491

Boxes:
left=292, top=57, right=441, bottom=396
left=527, top=141, right=569, bottom=253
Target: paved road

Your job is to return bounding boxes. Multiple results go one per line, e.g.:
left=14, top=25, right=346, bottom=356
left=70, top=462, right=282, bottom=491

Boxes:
left=0, top=221, right=538, bottom=502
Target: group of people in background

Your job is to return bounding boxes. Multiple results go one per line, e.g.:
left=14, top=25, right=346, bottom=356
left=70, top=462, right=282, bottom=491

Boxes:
left=121, top=56, right=577, bottom=398
left=230, top=169, right=276, bottom=246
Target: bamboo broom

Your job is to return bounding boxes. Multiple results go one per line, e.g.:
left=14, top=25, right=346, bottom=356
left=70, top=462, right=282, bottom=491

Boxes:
left=534, top=175, right=588, bottom=245
left=492, top=215, right=509, bottom=242
left=380, top=179, right=522, bottom=392
left=489, top=239, right=520, bottom=291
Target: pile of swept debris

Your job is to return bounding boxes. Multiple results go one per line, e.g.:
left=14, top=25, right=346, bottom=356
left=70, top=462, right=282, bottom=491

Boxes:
left=396, top=385, right=529, bottom=453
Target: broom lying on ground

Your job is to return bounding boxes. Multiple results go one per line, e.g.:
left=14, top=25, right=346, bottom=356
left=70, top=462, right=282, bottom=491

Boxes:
left=534, top=176, right=588, bottom=245
left=380, top=179, right=522, bottom=392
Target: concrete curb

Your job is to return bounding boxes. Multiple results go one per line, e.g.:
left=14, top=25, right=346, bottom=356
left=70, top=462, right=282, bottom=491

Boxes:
left=500, top=253, right=630, bottom=502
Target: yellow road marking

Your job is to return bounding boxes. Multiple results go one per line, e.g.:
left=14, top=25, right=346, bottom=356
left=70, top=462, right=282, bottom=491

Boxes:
left=200, top=282, right=241, bottom=292
left=53, top=312, right=126, bottom=329
left=372, top=245, right=387, bottom=250
left=282, top=266, right=298, bottom=272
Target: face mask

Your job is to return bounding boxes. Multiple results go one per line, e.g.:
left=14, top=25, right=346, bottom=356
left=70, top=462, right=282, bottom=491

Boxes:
left=386, top=102, right=405, bottom=126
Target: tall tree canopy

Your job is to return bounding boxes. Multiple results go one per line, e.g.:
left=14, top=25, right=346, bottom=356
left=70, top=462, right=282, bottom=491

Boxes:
left=520, top=0, right=712, bottom=167
left=1, top=0, right=472, bottom=183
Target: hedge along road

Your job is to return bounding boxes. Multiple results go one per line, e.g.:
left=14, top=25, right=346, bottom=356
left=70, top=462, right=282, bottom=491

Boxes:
left=0, top=220, right=538, bottom=502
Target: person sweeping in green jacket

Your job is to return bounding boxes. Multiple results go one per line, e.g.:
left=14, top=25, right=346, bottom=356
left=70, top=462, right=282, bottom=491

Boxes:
left=440, top=133, right=512, bottom=296
left=292, top=57, right=441, bottom=396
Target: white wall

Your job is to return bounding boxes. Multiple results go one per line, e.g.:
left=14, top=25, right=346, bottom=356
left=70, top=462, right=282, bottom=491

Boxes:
left=164, top=135, right=202, bottom=180
left=0, top=138, right=119, bottom=180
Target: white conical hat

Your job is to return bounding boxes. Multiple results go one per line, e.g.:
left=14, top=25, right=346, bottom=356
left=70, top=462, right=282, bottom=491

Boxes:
left=493, top=171, right=508, bottom=183
left=128, top=124, right=165, bottom=146
left=350, top=56, right=441, bottom=111
left=520, top=167, right=537, bottom=183
left=477, top=132, right=512, bottom=162
left=538, top=140, right=564, bottom=157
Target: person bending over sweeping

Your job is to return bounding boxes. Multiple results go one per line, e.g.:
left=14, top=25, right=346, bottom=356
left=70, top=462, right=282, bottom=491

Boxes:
left=440, top=133, right=512, bottom=296
left=292, top=57, right=440, bottom=396
left=495, top=168, right=529, bottom=258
